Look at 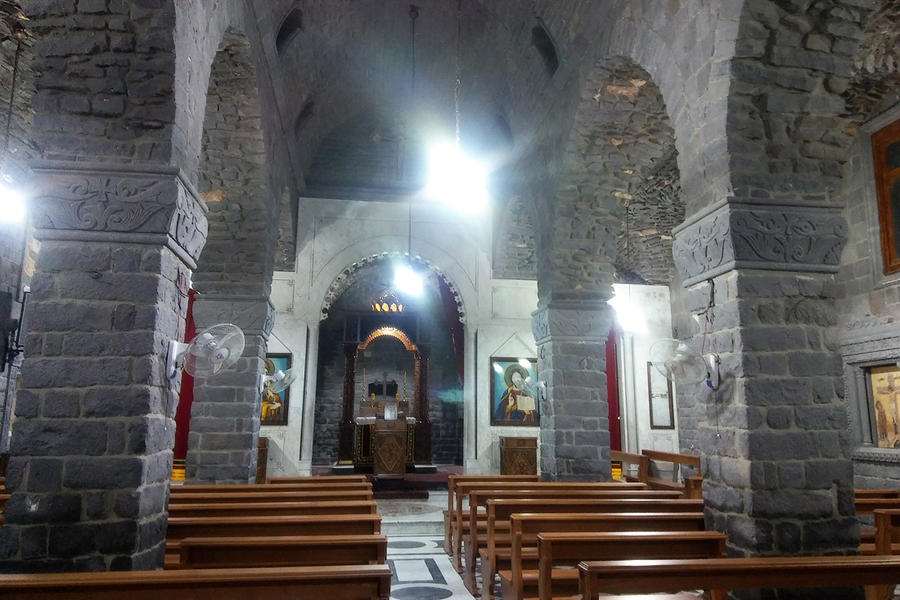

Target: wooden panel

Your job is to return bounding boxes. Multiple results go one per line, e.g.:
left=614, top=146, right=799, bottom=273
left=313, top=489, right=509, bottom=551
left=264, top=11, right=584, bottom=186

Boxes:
left=500, top=437, right=537, bottom=475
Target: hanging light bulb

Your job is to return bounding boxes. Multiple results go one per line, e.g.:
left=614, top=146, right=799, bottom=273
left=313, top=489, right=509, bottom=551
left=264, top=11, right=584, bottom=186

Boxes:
left=0, top=178, right=25, bottom=224
left=394, top=264, right=423, bottom=297
left=426, top=142, right=489, bottom=212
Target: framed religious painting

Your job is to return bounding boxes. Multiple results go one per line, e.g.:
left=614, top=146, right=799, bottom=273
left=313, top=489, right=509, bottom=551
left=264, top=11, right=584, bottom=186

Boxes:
left=261, top=353, right=291, bottom=426
left=869, top=365, right=900, bottom=449
left=490, top=357, right=540, bottom=427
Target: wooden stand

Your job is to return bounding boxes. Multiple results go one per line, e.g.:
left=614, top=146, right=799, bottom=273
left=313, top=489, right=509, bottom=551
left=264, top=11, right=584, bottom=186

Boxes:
left=373, top=420, right=408, bottom=478
left=500, top=437, right=537, bottom=475
left=256, top=436, right=268, bottom=483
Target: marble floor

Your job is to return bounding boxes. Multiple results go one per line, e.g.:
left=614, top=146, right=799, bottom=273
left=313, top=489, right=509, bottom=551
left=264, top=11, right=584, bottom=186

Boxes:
left=378, top=492, right=477, bottom=600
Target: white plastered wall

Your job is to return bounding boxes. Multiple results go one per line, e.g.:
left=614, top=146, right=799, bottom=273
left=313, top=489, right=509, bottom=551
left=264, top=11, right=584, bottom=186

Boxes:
left=262, top=196, right=538, bottom=475
left=612, top=284, right=680, bottom=455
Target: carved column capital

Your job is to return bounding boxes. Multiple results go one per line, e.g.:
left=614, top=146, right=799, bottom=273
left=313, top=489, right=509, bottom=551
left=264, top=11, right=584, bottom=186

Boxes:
left=531, top=304, right=614, bottom=344
left=673, top=198, right=847, bottom=286
left=29, top=161, right=208, bottom=269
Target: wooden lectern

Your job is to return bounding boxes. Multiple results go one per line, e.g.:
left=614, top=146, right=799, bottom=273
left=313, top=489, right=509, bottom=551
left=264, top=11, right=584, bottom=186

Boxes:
left=373, top=419, right=407, bottom=478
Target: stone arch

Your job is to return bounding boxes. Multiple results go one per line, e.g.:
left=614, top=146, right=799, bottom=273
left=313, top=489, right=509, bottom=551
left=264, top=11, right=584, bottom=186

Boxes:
left=185, top=26, right=276, bottom=483
left=321, top=252, right=466, bottom=324
left=544, top=56, right=682, bottom=302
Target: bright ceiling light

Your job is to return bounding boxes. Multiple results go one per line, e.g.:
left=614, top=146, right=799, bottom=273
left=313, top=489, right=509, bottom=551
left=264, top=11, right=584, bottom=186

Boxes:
left=394, top=264, right=424, bottom=297
left=426, top=142, right=489, bottom=212
left=608, top=285, right=648, bottom=334
left=0, top=182, right=25, bottom=224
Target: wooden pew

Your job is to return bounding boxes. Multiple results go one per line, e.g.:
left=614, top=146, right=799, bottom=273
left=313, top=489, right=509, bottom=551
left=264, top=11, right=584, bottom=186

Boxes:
left=444, top=474, right=541, bottom=555
left=578, top=555, right=900, bottom=600
left=267, top=475, right=370, bottom=484
left=483, top=498, right=703, bottom=598
left=453, top=481, right=647, bottom=570
left=871, top=508, right=900, bottom=600
left=641, top=449, right=702, bottom=494
left=168, top=499, right=378, bottom=519
left=495, top=512, right=706, bottom=600
left=856, top=497, right=900, bottom=553
left=176, top=534, right=387, bottom=570
left=169, top=490, right=374, bottom=504
left=165, top=514, right=382, bottom=561
left=171, top=482, right=372, bottom=494
left=610, top=450, right=648, bottom=483
left=856, top=489, right=900, bottom=499
left=459, top=485, right=672, bottom=579
left=0, top=564, right=393, bottom=600
left=525, top=530, right=727, bottom=600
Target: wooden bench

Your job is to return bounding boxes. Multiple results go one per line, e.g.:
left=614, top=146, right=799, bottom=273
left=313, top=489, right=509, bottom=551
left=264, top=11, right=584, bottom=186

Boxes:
left=444, top=474, right=541, bottom=554
left=459, top=485, right=670, bottom=580
left=165, top=514, right=382, bottom=561
left=171, top=482, right=372, bottom=494
left=610, top=450, right=648, bottom=483
left=175, top=534, right=387, bottom=570
left=453, top=481, right=647, bottom=570
left=495, top=512, right=706, bottom=600
left=168, top=499, right=378, bottom=519
left=521, top=530, right=727, bottom=600
left=873, top=509, right=900, bottom=600
left=856, top=497, right=900, bottom=553
left=856, top=488, right=900, bottom=499
left=0, top=564, right=393, bottom=599
left=266, top=475, right=370, bottom=484
left=641, top=449, right=702, bottom=495
left=578, top=555, right=900, bottom=600
left=482, top=498, right=703, bottom=599
left=169, top=490, right=374, bottom=504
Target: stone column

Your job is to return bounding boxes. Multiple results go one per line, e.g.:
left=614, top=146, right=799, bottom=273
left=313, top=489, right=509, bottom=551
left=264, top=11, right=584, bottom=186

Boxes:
left=414, top=345, right=431, bottom=464
left=532, top=304, right=614, bottom=481
left=337, top=344, right=356, bottom=464
left=299, top=322, right=319, bottom=474
left=186, top=297, right=273, bottom=483
left=0, top=163, right=207, bottom=571
left=463, top=327, right=479, bottom=472
left=673, top=199, right=857, bottom=556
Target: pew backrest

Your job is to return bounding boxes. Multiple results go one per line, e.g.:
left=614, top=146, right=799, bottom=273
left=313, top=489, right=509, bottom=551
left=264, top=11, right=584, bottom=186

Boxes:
left=166, top=514, right=382, bottom=542
left=168, top=500, right=378, bottom=518
left=610, top=450, right=648, bottom=483
left=169, top=490, right=374, bottom=504
left=856, top=497, right=900, bottom=515
left=641, top=449, right=702, bottom=493
left=171, top=482, right=372, bottom=494
left=578, top=556, right=900, bottom=600
left=536, top=530, right=726, bottom=600
left=178, top=534, right=388, bottom=569
left=0, top=564, right=393, bottom=600
left=266, top=475, right=369, bottom=484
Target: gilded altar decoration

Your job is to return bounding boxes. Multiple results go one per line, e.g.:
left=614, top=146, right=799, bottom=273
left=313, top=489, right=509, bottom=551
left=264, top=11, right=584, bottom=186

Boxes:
left=261, top=354, right=291, bottom=426
left=870, top=365, right=900, bottom=449
left=491, top=357, right=539, bottom=427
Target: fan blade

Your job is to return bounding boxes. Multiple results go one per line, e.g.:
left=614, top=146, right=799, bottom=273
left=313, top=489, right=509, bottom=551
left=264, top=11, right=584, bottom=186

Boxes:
left=183, top=323, right=245, bottom=377
left=268, top=367, right=300, bottom=394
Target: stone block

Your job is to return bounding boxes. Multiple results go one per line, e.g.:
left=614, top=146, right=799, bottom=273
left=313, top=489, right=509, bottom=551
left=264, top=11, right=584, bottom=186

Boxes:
left=4, top=493, right=81, bottom=524
left=26, top=457, right=64, bottom=493
left=63, top=456, right=145, bottom=489
left=10, top=419, right=108, bottom=456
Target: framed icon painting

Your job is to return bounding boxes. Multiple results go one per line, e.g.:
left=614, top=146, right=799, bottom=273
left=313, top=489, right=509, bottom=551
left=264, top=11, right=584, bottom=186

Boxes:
left=490, top=357, right=539, bottom=426
left=261, top=353, right=291, bottom=426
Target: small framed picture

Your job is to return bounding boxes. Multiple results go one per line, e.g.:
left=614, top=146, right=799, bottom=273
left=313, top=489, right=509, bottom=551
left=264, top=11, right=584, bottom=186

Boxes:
left=869, top=365, right=900, bottom=448
left=261, top=353, right=291, bottom=426
left=647, top=361, right=675, bottom=429
left=491, top=357, right=539, bottom=427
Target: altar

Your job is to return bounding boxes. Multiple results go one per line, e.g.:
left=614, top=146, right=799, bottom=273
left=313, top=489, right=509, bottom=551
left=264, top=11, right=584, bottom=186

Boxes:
left=337, top=326, right=432, bottom=474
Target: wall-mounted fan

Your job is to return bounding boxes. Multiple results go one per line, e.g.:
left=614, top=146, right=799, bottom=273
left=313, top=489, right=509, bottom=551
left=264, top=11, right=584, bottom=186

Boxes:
left=262, top=363, right=301, bottom=395
left=523, top=376, right=546, bottom=402
left=648, top=338, right=720, bottom=390
left=166, top=323, right=245, bottom=379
